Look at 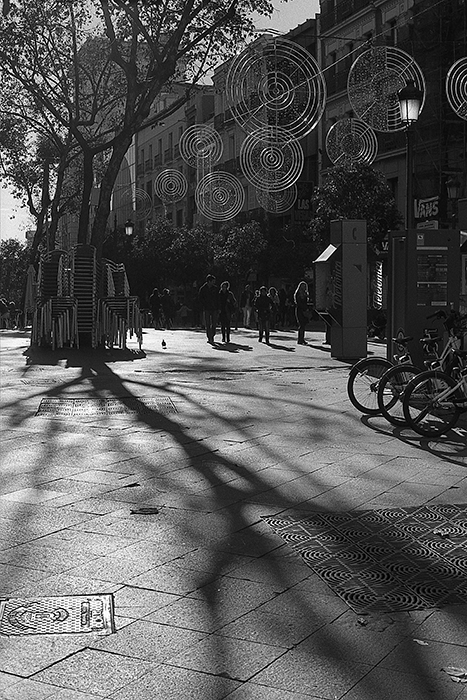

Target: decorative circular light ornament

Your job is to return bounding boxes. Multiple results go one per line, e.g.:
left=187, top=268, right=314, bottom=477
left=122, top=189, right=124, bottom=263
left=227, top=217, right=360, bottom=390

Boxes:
left=256, top=185, right=297, bottom=213
left=446, top=57, right=467, bottom=121
left=179, top=125, right=223, bottom=167
left=195, top=172, right=244, bottom=221
left=226, top=36, right=326, bottom=141
left=121, top=187, right=153, bottom=220
left=347, top=47, right=425, bottom=132
left=154, top=169, right=188, bottom=204
left=240, top=127, right=304, bottom=192
left=326, top=118, right=378, bottom=165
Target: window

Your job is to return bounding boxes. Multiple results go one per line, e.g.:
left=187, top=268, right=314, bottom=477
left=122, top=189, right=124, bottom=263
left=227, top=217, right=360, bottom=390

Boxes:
left=387, top=20, right=397, bottom=46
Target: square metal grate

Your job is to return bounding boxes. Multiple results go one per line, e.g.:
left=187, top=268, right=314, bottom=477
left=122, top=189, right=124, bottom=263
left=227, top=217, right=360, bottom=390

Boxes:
left=36, top=396, right=178, bottom=416
left=263, top=503, right=467, bottom=614
left=0, top=594, right=114, bottom=636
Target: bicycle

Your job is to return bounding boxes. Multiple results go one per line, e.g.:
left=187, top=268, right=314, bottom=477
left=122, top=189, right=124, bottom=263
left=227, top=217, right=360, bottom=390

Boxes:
left=346, top=313, right=442, bottom=416
left=376, top=310, right=466, bottom=426
left=402, top=353, right=467, bottom=437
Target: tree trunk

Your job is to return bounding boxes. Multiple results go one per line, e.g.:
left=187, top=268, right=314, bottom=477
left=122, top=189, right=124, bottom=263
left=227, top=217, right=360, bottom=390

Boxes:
left=77, top=151, right=94, bottom=245
left=90, top=133, right=134, bottom=258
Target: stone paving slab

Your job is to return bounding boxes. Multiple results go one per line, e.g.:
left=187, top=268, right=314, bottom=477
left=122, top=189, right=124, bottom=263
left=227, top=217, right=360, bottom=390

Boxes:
left=1, top=327, right=467, bottom=699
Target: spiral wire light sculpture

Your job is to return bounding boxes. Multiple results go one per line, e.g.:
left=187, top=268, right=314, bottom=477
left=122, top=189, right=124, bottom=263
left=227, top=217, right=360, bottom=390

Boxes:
left=121, top=187, right=153, bottom=220
left=325, top=118, right=378, bottom=165
left=226, top=36, right=326, bottom=142
left=446, top=57, right=467, bottom=121
left=347, top=47, right=425, bottom=132
left=179, top=125, right=224, bottom=168
left=195, top=171, right=245, bottom=221
left=154, top=169, right=188, bottom=204
left=256, top=185, right=297, bottom=214
left=240, top=127, right=304, bottom=192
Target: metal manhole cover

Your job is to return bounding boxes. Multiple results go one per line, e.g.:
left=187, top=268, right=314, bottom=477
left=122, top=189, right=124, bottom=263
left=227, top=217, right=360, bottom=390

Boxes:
left=36, top=397, right=178, bottom=416
left=0, top=594, right=114, bottom=636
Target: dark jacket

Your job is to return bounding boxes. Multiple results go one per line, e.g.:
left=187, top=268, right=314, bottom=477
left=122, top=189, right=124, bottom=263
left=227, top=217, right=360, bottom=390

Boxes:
left=219, top=290, right=236, bottom=317
left=254, top=294, right=274, bottom=320
left=198, top=282, right=219, bottom=311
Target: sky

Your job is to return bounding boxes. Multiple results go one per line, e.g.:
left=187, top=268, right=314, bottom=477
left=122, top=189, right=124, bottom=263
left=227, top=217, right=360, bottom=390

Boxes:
left=0, top=0, right=321, bottom=244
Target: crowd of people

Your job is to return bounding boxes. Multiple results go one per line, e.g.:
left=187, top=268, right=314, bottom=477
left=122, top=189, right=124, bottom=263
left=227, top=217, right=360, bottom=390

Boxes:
left=197, top=275, right=315, bottom=346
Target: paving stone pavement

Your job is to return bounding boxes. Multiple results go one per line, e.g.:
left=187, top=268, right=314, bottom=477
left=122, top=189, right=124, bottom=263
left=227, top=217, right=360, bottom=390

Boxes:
left=0, top=325, right=466, bottom=700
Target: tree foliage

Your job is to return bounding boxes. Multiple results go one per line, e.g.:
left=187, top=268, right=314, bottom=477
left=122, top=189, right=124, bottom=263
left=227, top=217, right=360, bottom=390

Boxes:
left=0, top=238, right=29, bottom=303
left=308, top=164, right=403, bottom=253
left=214, top=220, right=268, bottom=281
left=0, top=0, right=277, bottom=256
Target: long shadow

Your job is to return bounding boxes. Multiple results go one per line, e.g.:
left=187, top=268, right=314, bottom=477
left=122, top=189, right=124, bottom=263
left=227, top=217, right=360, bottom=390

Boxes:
left=0, top=342, right=461, bottom=698
left=362, top=415, right=467, bottom=469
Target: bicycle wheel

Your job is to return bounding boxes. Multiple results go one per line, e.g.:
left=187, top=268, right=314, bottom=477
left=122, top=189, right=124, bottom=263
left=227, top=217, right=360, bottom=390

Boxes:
left=402, top=370, right=462, bottom=437
left=377, top=363, right=421, bottom=426
left=347, top=357, right=393, bottom=415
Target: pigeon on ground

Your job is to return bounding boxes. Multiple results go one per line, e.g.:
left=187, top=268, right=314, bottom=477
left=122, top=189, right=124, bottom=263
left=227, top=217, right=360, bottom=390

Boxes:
left=161, top=339, right=166, bottom=348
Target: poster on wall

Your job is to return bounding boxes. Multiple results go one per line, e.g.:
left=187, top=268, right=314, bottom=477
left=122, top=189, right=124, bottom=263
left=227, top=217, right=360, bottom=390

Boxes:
left=416, top=251, right=448, bottom=306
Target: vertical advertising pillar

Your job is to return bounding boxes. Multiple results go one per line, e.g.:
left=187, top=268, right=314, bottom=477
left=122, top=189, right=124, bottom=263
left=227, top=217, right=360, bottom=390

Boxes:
left=314, top=220, right=367, bottom=360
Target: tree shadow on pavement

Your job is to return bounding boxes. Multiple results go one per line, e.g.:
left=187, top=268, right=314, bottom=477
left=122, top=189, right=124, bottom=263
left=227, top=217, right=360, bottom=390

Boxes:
left=0, top=345, right=464, bottom=699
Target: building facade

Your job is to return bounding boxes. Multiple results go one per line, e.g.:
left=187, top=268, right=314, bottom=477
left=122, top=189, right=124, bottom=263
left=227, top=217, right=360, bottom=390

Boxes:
left=319, top=0, right=467, bottom=230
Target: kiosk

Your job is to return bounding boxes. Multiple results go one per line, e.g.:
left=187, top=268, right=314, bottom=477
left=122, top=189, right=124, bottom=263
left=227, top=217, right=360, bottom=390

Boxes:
left=314, top=220, right=367, bottom=360
left=388, top=228, right=462, bottom=369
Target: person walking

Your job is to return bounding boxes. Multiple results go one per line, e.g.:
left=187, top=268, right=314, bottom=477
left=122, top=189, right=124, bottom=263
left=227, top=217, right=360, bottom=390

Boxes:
left=268, top=287, right=280, bottom=330
left=240, top=284, right=253, bottom=328
left=148, top=288, right=162, bottom=329
left=254, top=286, right=273, bottom=344
left=294, top=280, right=310, bottom=345
left=198, top=274, right=219, bottom=343
left=161, top=288, right=175, bottom=329
left=218, top=281, right=237, bottom=343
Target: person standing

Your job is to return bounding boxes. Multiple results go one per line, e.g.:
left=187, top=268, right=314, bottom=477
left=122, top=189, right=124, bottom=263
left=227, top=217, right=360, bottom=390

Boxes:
left=198, top=274, right=219, bottom=343
left=268, top=287, right=280, bottom=330
left=218, top=281, right=237, bottom=343
left=148, top=288, right=162, bottom=329
left=254, top=286, right=273, bottom=344
left=240, top=284, right=253, bottom=328
left=294, top=280, right=310, bottom=345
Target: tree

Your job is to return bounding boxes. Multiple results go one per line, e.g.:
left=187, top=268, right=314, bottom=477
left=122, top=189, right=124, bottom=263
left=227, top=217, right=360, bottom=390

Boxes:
left=214, top=220, right=268, bottom=283
left=0, top=0, right=277, bottom=257
left=0, top=238, right=29, bottom=303
left=308, top=164, right=403, bottom=253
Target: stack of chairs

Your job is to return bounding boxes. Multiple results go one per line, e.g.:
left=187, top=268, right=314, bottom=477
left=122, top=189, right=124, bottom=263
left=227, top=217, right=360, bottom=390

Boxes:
left=97, top=260, right=142, bottom=349
left=71, top=245, right=100, bottom=347
left=32, top=247, right=141, bottom=350
left=32, top=250, right=78, bottom=349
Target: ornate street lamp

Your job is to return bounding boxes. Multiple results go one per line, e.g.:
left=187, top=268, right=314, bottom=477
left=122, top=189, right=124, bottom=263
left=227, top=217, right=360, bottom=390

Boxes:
left=446, top=177, right=462, bottom=227
left=124, top=218, right=134, bottom=236
left=398, top=79, right=423, bottom=230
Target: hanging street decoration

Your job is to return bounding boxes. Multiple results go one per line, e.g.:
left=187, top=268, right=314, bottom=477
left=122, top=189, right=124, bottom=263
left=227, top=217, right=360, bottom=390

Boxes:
left=240, top=127, right=304, bottom=192
left=195, top=171, right=245, bottom=221
left=446, top=57, right=467, bottom=121
left=154, top=169, right=188, bottom=204
left=347, top=46, right=425, bottom=132
left=326, top=117, right=378, bottom=166
left=225, top=36, right=326, bottom=142
left=179, top=124, right=224, bottom=168
left=255, top=184, right=298, bottom=213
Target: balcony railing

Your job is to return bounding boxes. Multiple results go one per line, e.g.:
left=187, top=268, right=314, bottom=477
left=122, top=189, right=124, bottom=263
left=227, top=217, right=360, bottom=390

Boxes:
left=145, top=158, right=152, bottom=172
left=164, top=146, right=173, bottom=162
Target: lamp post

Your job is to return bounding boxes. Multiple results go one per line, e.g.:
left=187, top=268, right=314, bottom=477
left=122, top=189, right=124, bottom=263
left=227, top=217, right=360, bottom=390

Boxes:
left=446, top=177, right=461, bottom=227
left=124, top=218, right=134, bottom=237
left=397, top=79, right=423, bottom=230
